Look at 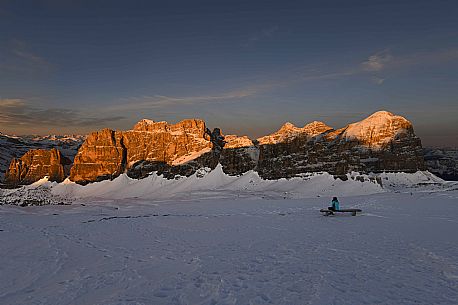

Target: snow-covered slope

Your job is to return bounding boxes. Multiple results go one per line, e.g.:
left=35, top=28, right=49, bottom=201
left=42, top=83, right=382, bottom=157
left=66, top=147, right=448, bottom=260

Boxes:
left=51, top=165, right=385, bottom=201
left=1, top=189, right=458, bottom=304
left=1, top=163, right=449, bottom=206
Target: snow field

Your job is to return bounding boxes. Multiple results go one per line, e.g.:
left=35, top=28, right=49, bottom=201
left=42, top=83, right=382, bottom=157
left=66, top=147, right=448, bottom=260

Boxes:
left=1, top=190, right=458, bottom=305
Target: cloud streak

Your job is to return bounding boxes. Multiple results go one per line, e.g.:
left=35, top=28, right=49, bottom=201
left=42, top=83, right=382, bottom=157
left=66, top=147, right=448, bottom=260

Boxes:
left=359, top=47, right=458, bottom=85
left=0, top=98, right=124, bottom=131
left=361, top=47, right=458, bottom=72
left=0, top=98, right=25, bottom=108
left=111, top=86, right=267, bottom=112
left=362, top=49, right=393, bottom=71
left=0, top=39, right=53, bottom=75
left=242, top=25, right=279, bottom=47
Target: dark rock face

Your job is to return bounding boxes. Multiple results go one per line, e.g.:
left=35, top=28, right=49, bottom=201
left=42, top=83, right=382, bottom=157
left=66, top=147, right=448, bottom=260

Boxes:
left=257, top=111, right=425, bottom=179
left=126, top=152, right=220, bottom=179
left=4, top=148, right=71, bottom=186
left=219, top=135, right=258, bottom=175
left=423, top=148, right=458, bottom=180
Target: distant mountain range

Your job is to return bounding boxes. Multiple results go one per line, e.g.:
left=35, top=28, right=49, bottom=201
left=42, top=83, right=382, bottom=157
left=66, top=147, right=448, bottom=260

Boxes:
left=1, top=111, right=456, bottom=187
left=0, top=133, right=85, bottom=182
left=423, top=148, right=458, bottom=180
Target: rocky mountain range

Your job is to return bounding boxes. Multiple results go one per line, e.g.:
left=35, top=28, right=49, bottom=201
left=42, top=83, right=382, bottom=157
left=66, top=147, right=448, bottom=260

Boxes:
left=0, top=111, right=440, bottom=187
left=0, top=133, right=84, bottom=183
left=423, top=148, right=458, bottom=180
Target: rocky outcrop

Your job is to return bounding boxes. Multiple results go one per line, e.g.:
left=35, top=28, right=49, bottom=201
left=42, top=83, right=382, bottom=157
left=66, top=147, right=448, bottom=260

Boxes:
left=0, top=133, right=84, bottom=182
left=257, top=111, right=425, bottom=179
left=423, top=148, right=458, bottom=180
left=4, top=148, right=71, bottom=186
left=125, top=133, right=260, bottom=179
left=219, top=135, right=258, bottom=175
left=330, top=111, right=415, bottom=149
left=124, top=119, right=211, bottom=165
left=70, top=129, right=126, bottom=184
left=258, top=121, right=333, bottom=145
left=70, top=119, right=212, bottom=184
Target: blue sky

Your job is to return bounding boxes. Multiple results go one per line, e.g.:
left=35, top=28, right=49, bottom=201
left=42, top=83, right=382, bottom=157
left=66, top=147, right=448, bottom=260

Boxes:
left=0, top=0, right=457, bottom=146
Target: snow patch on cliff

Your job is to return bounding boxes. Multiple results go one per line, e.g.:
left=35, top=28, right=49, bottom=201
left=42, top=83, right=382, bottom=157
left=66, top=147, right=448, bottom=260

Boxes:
left=172, top=147, right=212, bottom=165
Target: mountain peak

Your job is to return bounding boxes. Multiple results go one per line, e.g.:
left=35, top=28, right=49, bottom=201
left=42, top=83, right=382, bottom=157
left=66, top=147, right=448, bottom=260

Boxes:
left=342, top=111, right=413, bottom=148
left=280, top=122, right=296, bottom=129
left=368, top=110, right=394, bottom=116
left=258, top=120, right=332, bottom=144
left=132, top=118, right=206, bottom=132
left=303, top=121, right=333, bottom=133
left=138, top=118, right=157, bottom=125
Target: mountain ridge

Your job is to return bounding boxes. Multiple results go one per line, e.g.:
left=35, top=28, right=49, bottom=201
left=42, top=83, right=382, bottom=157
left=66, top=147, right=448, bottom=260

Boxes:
left=2, top=111, right=427, bottom=186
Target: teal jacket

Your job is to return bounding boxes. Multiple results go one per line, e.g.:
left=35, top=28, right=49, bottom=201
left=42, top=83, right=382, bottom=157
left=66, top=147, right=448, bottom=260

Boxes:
left=331, top=199, right=340, bottom=210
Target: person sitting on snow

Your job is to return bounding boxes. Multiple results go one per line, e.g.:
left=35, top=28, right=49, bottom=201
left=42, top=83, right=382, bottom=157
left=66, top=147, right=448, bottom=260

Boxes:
left=328, top=197, right=340, bottom=213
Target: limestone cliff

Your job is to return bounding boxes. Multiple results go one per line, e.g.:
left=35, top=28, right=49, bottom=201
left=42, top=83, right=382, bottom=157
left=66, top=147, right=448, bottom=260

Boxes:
left=258, top=121, right=333, bottom=145
left=70, top=119, right=212, bottom=184
left=423, top=148, right=458, bottom=181
left=257, top=111, right=425, bottom=179
left=219, top=135, right=258, bottom=175
left=124, top=119, right=211, bottom=165
left=5, top=148, right=71, bottom=186
left=69, top=129, right=126, bottom=184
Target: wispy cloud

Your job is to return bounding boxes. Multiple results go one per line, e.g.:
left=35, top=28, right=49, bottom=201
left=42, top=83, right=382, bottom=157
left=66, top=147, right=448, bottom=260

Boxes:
left=111, top=86, right=266, bottom=112
left=10, top=40, right=50, bottom=65
left=112, top=69, right=364, bottom=112
left=0, top=98, right=25, bottom=108
left=0, top=39, right=53, bottom=75
left=372, top=76, right=385, bottom=85
left=242, top=25, right=279, bottom=47
left=360, top=47, right=458, bottom=85
left=0, top=98, right=124, bottom=129
left=362, top=47, right=458, bottom=72
left=362, top=49, right=393, bottom=71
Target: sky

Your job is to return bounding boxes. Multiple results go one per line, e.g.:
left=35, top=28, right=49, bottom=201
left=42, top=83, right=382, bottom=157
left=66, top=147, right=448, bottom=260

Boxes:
left=0, top=0, right=457, bottom=147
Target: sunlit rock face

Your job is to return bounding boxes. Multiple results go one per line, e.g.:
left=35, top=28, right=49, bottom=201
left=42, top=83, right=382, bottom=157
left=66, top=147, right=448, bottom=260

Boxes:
left=0, top=133, right=84, bottom=182
left=70, top=119, right=213, bottom=184
left=123, top=119, right=212, bottom=166
left=258, top=121, right=333, bottom=145
left=69, top=129, right=126, bottom=184
left=126, top=132, right=258, bottom=180
left=331, top=111, right=415, bottom=149
left=257, top=111, right=425, bottom=179
left=5, top=148, right=71, bottom=186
